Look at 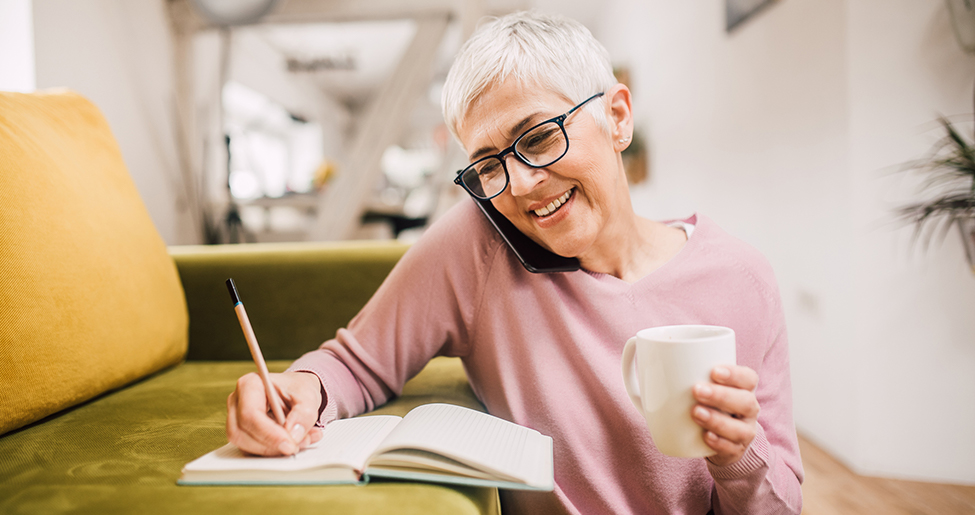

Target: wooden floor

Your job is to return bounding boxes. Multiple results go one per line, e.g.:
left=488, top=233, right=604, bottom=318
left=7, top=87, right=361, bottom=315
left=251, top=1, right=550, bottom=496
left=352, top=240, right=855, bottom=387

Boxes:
left=799, top=434, right=975, bottom=514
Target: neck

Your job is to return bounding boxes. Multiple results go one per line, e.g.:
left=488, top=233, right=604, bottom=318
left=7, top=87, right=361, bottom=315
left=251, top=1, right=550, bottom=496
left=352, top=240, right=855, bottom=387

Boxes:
left=577, top=208, right=686, bottom=283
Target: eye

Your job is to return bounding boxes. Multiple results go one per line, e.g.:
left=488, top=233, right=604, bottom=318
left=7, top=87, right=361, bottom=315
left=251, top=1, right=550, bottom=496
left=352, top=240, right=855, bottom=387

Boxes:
left=519, top=124, right=561, bottom=154
left=476, top=159, right=503, bottom=178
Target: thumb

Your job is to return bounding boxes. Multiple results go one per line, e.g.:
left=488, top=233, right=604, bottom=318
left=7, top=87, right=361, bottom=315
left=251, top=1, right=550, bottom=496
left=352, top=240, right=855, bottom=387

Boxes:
left=283, top=397, right=319, bottom=442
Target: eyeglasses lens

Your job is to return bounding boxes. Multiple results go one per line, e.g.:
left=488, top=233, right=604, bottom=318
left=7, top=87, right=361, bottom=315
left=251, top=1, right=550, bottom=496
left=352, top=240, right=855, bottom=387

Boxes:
left=463, top=158, right=505, bottom=198
left=516, top=122, right=567, bottom=167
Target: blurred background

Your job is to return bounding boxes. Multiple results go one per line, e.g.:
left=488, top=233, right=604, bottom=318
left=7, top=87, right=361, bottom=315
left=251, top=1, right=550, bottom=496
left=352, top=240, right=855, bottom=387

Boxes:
left=2, top=0, right=974, bottom=510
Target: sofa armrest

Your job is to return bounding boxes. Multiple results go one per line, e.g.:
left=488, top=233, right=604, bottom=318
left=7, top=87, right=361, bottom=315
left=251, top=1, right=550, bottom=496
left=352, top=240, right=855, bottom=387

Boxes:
left=170, top=241, right=408, bottom=361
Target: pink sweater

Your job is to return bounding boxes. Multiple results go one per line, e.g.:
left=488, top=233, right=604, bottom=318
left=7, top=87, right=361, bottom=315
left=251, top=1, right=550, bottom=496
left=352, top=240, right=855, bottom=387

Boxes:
left=289, top=200, right=803, bottom=514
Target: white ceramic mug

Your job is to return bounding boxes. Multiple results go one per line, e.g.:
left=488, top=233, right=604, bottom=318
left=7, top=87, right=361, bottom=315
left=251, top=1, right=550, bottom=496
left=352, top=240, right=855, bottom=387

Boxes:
left=621, top=325, right=736, bottom=458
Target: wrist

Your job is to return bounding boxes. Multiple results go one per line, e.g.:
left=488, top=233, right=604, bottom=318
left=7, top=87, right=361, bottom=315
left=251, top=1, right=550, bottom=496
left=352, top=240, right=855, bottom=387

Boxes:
left=292, top=371, right=327, bottom=425
left=707, top=423, right=770, bottom=480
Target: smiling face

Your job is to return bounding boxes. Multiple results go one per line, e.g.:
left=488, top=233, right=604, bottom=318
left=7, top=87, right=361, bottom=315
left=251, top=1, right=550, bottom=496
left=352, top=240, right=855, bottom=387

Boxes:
left=456, top=80, right=634, bottom=262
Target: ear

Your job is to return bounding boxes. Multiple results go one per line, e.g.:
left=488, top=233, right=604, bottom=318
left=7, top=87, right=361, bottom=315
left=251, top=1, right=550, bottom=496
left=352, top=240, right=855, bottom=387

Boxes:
left=605, top=83, right=634, bottom=152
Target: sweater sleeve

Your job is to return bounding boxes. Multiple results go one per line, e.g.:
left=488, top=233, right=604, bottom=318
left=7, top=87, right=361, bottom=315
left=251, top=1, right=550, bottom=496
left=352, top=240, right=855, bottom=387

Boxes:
left=286, top=200, right=501, bottom=425
left=706, top=258, right=804, bottom=515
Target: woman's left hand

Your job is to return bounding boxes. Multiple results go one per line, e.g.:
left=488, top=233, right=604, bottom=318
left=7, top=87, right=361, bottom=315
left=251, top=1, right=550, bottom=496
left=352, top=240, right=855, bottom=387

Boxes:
left=691, top=365, right=761, bottom=467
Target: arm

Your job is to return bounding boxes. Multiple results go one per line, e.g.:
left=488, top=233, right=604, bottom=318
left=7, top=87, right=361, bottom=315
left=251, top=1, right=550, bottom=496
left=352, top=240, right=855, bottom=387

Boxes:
left=693, top=307, right=804, bottom=514
left=286, top=205, right=497, bottom=426
left=224, top=227, right=476, bottom=455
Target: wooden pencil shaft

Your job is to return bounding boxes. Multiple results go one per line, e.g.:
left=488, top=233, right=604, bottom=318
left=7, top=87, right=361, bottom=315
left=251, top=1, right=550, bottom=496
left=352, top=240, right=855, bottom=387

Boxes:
left=234, top=302, right=287, bottom=426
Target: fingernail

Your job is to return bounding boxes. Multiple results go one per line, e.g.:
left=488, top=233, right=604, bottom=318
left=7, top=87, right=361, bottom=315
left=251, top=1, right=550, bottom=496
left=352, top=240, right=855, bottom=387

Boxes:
left=278, top=441, right=297, bottom=455
left=694, top=406, right=710, bottom=421
left=696, top=384, right=713, bottom=398
left=290, top=424, right=305, bottom=441
left=714, top=367, right=730, bottom=379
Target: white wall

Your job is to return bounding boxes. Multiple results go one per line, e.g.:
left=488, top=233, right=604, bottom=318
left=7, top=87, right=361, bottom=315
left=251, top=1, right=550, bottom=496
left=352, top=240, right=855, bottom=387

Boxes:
left=32, top=0, right=198, bottom=245
left=595, top=0, right=975, bottom=484
left=0, top=0, right=35, bottom=92
left=846, top=0, right=975, bottom=483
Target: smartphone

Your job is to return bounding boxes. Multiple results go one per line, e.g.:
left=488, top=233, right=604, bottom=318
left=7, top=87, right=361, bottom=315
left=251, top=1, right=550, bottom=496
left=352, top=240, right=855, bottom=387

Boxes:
left=471, top=196, right=580, bottom=273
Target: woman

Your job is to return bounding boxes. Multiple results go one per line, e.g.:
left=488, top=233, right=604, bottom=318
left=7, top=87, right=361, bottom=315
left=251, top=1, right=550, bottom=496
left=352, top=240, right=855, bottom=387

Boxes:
left=227, top=11, right=803, bottom=514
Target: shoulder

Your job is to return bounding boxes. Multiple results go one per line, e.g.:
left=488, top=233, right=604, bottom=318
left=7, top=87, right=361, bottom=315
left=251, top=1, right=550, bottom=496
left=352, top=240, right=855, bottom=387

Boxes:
left=675, top=215, right=787, bottom=365
left=425, top=198, right=497, bottom=243
left=687, top=214, right=781, bottom=306
left=400, top=198, right=507, bottom=274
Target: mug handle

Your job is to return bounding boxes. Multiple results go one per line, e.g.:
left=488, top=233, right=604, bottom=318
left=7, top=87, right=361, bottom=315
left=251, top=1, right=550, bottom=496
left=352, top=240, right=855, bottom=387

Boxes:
left=621, top=337, right=645, bottom=416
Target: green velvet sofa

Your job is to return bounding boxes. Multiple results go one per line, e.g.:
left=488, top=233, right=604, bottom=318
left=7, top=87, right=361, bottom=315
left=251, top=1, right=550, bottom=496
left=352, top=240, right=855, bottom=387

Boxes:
left=0, top=243, right=498, bottom=515
left=0, top=90, right=498, bottom=514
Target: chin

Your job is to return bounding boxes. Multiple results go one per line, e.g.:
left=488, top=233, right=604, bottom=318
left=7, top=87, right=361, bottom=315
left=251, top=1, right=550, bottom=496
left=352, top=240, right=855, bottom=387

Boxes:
left=532, top=231, right=589, bottom=259
left=507, top=206, right=592, bottom=259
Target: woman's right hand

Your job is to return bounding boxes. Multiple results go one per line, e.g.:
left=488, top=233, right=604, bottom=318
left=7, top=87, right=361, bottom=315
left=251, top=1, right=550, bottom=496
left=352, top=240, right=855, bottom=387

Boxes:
left=226, top=371, right=324, bottom=456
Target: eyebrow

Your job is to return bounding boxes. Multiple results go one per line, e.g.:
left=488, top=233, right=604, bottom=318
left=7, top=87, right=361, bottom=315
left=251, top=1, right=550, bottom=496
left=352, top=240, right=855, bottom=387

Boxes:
left=468, top=112, right=547, bottom=162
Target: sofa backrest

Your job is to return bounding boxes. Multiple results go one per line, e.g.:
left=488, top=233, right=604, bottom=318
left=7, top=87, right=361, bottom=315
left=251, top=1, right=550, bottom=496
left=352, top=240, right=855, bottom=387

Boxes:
left=171, top=241, right=409, bottom=361
left=0, top=90, right=188, bottom=436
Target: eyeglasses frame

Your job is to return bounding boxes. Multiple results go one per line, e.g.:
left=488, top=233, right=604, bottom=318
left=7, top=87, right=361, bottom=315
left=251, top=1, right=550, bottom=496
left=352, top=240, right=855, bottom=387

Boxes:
left=453, top=91, right=606, bottom=201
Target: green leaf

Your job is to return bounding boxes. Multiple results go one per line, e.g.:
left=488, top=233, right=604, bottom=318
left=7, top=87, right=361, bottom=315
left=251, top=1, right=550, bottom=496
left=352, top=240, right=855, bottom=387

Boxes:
left=894, top=117, right=975, bottom=251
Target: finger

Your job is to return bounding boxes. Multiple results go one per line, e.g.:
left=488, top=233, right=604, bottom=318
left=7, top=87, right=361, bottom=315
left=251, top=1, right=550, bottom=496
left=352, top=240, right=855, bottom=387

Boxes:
left=279, top=374, right=323, bottom=441
left=692, top=405, right=756, bottom=447
left=234, top=373, right=298, bottom=456
left=227, top=389, right=278, bottom=454
left=693, top=383, right=760, bottom=420
left=297, top=427, right=323, bottom=449
left=711, top=365, right=759, bottom=392
left=226, top=390, right=240, bottom=441
left=282, top=395, right=320, bottom=439
left=232, top=421, right=294, bottom=457
left=703, top=430, right=747, bottom=459
left=228, top=389, right=273, bottom=455
left=294, top=425, right=323, bottom=445
left=309, top=427, right=323, bottom=443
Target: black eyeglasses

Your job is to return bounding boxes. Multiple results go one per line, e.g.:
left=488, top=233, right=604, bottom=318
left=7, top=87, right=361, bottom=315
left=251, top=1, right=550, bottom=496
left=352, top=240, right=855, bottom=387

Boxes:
left=454, top=92, right=605, bottom=200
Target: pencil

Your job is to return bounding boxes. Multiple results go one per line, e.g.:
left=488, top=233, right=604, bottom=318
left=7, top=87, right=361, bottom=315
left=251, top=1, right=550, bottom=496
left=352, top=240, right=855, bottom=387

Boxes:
left=226, top=278, right=287, bottom=426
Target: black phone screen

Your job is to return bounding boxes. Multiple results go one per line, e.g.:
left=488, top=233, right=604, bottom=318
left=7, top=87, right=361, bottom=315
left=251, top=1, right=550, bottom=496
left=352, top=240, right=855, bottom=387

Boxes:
left=471, top=197, right=581, bottom=273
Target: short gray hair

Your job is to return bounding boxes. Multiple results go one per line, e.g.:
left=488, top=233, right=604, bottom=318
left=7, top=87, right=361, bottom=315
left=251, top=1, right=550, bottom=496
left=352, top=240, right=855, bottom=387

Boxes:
left=442, top=11, right=618, bottom=143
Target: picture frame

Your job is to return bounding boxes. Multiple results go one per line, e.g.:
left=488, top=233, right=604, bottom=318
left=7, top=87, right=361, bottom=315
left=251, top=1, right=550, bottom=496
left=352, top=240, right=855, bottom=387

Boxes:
left=726, top=0, right=778, bottom=32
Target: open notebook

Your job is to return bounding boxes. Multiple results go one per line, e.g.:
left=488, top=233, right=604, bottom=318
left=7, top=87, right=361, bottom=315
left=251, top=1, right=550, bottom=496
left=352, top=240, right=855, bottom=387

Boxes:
left=179, top=403, right=554, bottom=491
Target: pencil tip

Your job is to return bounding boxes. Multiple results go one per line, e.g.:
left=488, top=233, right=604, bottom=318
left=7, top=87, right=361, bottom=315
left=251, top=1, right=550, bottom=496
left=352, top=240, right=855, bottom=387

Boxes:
left=226, top=278, right=240, bottom=305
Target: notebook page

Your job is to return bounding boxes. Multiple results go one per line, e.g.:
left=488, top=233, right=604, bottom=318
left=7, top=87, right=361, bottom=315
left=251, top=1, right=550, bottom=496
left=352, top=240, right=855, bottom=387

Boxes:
left=368, top=449, right=499, bottom=480
left=184, top=415, right=400, bottom=473
left=370, top=404, right=552, bottom=488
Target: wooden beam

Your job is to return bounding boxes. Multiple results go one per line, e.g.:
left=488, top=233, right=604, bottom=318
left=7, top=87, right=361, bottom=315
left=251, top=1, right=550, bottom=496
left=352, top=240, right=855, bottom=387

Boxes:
left=308, top=14, right=450, bottom=240
left=264, top=0, right=459, bottom=24
left=168, top=0, right=206, bottom=241
left=168, top=0, right=461, bottom=29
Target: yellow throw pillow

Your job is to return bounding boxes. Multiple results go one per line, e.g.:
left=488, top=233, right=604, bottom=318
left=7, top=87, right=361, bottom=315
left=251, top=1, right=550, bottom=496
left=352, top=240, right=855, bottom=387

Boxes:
left=0, top=90, right=188, bottom=436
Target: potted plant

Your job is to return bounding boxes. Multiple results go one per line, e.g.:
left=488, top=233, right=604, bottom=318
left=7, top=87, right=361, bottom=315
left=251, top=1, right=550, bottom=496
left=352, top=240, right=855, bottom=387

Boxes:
left=897, top=116, right=975, bottom=273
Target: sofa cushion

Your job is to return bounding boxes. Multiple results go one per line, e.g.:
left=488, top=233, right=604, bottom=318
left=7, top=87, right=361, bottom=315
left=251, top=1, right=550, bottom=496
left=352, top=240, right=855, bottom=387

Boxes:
left=0, top=90, right=188, bottom=436
left=0, top=358, right=498, bottom=514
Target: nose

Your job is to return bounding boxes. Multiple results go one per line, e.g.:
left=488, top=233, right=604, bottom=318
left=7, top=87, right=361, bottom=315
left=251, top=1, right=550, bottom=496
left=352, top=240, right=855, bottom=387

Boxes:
left=505, top=156, right=548, bottom=197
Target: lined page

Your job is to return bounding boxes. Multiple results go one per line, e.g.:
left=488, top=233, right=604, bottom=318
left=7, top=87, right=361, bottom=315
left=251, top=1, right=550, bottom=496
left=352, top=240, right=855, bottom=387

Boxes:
left=370, top=404, right=553, bottom=489
left=184, top=415, right=401, bottom=473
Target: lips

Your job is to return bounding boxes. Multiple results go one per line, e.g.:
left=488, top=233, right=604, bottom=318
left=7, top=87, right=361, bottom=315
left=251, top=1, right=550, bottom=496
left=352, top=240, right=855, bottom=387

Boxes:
left=532, top=188, right=573, bottom=217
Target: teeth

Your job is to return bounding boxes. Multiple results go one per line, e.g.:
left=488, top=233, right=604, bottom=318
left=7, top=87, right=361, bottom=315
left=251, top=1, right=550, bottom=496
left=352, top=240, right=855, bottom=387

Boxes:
left=534, top=189, right=573, bottom=217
